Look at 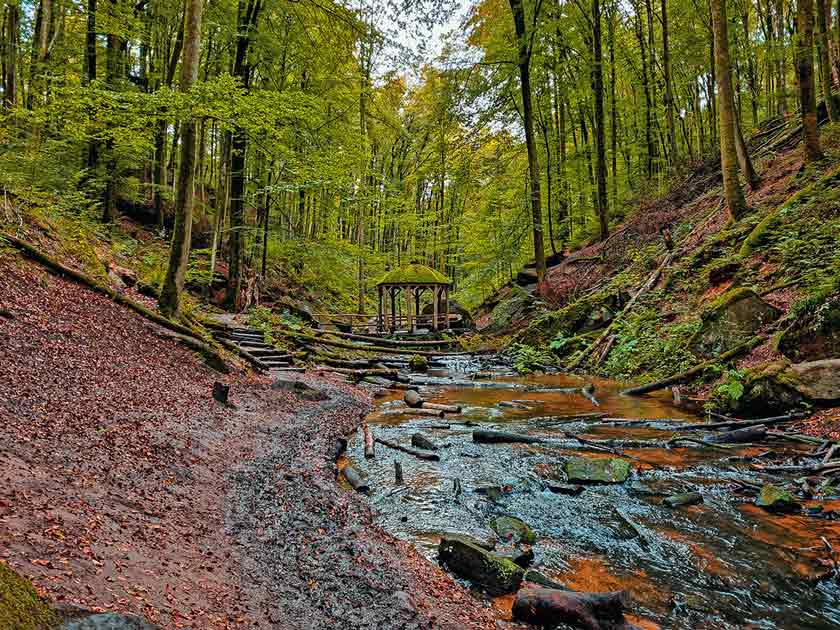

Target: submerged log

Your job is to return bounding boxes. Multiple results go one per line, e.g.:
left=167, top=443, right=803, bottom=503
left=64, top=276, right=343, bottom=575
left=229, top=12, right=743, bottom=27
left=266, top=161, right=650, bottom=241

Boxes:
left=410, top=432, right=439, bottom=451
left=421, top=402, right=462, bottom=413
left=708, top=424, right=767, bottom=444
left=473, top=430, right=543, bottom=445
left=363, top=424, right=375, bottom=459
left=375, top=437, right=440, bottom=461
left=512, top=587, right=629, bottom=630
left=390, top=407, right=445, bottom=418
left=663, top=492, right=704, bottom=508
left=342, top=466, right=369, bottom=493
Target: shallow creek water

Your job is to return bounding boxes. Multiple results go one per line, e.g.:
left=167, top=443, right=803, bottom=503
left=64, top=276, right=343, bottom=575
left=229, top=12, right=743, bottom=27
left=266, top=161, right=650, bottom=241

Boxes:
left=344, top=362, right=840, bottom=629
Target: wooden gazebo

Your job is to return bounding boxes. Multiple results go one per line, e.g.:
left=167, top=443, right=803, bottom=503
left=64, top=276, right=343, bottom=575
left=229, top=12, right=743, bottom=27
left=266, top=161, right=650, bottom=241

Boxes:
left=376, top=263, right=451, bottom=333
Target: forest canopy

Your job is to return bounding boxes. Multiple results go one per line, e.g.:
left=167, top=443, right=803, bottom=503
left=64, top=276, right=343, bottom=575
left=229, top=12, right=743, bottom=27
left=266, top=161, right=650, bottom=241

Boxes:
left=0, top=0, right=832, bottom=312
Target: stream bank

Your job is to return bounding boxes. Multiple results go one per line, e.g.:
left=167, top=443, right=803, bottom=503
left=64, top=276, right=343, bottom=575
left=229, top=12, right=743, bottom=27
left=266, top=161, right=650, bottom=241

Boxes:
left=344, top=360, right=840, bottom=629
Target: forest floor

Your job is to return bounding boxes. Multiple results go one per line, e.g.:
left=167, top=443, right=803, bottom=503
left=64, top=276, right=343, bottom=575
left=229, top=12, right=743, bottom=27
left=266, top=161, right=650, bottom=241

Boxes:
left=0, top=253, right=496, bottom=629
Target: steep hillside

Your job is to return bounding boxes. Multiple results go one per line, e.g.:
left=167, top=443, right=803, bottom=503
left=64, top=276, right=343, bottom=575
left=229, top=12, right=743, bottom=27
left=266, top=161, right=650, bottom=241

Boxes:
left=478, top=119, right=840, bottom=433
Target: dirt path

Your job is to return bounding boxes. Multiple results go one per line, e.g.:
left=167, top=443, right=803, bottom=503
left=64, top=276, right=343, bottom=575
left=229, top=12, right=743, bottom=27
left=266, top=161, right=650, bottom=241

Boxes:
left=0, top=255, right=496, bottom=629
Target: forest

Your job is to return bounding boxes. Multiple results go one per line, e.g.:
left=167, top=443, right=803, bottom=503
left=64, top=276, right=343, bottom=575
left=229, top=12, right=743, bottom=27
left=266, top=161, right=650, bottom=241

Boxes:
left=1, top=0, right=840, bottom=627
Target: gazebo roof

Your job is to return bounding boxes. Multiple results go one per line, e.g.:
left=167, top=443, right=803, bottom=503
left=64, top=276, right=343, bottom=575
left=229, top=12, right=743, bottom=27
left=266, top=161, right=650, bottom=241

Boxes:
left=377, top=263, right=451, bottom=286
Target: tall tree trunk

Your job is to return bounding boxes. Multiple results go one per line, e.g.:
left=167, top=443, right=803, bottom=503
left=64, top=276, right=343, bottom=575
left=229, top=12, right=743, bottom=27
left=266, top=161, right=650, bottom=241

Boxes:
left=634, top=6, right=655, bottom=178
left=816, top=0, right=838, bottom=119
left=592, top=0, right=609, bottom=241
left=84, top=0, right=97, bottom=169
left=509, top=0, right=546, bottom=283
left=2, top=1, right=19, bottom=107
left=661, top=0, right=678, bottom=166
left=159, top=0, right=203, bottom=316
left=798, top=0, right=825, bottom=160
left=225, top=0, right=262, bottom=310
left=711, top=0, right=749, bottom=220
left=776, top=0, right=788, bottom=114
left=608, top=0, right=618, bottom=201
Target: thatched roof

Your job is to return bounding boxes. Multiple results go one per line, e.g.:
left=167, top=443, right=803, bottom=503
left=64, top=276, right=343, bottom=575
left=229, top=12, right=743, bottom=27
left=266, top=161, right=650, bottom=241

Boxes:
left=377, top=263, right=451, bottom=286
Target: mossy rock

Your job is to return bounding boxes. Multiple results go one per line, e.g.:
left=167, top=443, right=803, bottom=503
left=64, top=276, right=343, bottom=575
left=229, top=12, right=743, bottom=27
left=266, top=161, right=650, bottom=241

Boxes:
left=408, top=355, right=429, bottom=372
left=688, top=288, right=780, bottom=359
left=710, top=360, right=811, bottom=416
left=484, top=291, right=534, bottom=333
left=777, top=298, right=840, bottom=362
left=0, top=561, right=59, bottom=630
left=489, top=516, right=536, bottom=545
left=437, top=536, right=524, bottom=595
left=564, top=457, right=631, bottom=484
left=756, top=484, right=800, bottom=513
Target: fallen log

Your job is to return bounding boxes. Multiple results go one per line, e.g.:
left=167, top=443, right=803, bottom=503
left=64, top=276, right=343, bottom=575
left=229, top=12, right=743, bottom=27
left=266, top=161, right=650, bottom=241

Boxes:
left=567, top=247, right=678, bottom=371
left=375, top=437, right=441, bottom=461
left=156, top=329, right=230, bottom=374
left=403, top=390, right=462, bottom=413
left=315, top=366, right=401, bottom=380
left=214, top=337, right=270, bottom=372
left=411, top=432, right=439, bottom=451
left=622, top=335, right=764, bottom=396
left=512, top=587, right=629, bottom=630
left=708, top=425, right=767, bottom=444
left=363, top=424, right=375, bottom=459
left=3, top=232, right=238, bottom=372
left=388, top=407, right=446, bottom=418
left=473, top=430, right=542, bottom=445
left=342, top=466, right=370, bottom=493
left=530, top=412, right=608, bottom=426
left=674, top=412, right=805, bottom=431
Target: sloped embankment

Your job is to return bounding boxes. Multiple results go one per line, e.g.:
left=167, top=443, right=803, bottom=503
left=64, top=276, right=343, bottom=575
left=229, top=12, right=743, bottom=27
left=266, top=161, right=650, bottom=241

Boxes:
left=0, top=252, right=496, bottom=628
left=481, top=120, right=840, bottom=434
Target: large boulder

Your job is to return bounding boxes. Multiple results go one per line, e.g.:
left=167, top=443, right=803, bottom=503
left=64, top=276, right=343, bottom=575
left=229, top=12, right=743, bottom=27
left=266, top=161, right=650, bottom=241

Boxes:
left=788, top=359, right=840, bottom=402
left=437, top=536, right=524, bottom=595
left=777, top=298, right=840, bottom=362
left=714, top=359, right=840, bottom=416
left=689, top=288, right=781, bottom=358
left=564, top=457, right=631, bottom=484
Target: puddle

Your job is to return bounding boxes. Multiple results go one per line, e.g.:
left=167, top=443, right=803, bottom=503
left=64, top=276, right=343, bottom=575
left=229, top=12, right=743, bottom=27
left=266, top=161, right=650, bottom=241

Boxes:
left=347, top=365, right=840, bottom=628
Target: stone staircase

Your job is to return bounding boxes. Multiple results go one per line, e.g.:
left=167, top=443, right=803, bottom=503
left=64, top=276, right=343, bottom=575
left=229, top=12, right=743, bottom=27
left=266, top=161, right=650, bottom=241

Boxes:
left=222, top=327, right=296, bottom=371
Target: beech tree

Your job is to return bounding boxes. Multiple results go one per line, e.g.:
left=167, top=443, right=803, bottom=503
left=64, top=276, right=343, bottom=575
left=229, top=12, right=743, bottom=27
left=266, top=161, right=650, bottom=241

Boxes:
left=798, top=0, right=824, bottom=161
left=711, top=0, right=748, bottom=220
left=159, top=0, right=204, bottom=317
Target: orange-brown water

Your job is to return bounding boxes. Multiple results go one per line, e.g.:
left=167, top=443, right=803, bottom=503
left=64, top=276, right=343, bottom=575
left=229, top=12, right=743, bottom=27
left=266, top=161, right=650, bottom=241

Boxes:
left=348, top=368, right=840, bottom=629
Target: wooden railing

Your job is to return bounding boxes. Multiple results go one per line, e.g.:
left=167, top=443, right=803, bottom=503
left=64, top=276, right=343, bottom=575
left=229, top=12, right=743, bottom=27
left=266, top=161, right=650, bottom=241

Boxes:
left=316, top=312, right=461, bottom=333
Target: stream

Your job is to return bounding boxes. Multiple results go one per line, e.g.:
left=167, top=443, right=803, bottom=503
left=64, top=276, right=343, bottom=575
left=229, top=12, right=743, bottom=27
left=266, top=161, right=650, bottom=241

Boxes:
left=343, top=360, right=840, bottom=629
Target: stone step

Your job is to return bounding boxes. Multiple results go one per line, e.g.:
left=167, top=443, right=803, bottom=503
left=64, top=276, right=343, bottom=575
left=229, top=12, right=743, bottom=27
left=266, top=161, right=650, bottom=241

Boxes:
left=230, top=332, right=264, bottom=341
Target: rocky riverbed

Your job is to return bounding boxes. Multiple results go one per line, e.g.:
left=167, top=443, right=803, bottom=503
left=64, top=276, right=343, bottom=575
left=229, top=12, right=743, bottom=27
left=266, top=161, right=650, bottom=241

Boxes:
left=344, top=365, right=840, bottom=629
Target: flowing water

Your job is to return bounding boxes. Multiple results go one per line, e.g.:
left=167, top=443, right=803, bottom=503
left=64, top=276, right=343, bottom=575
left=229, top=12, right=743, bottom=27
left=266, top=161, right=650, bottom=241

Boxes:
left=343, top=361, right=840, bottom=629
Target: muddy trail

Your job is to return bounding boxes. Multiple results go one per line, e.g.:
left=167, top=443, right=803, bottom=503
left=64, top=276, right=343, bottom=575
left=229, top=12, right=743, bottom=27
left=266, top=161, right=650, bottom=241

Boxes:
left=345, top=360, right=840, bottom=629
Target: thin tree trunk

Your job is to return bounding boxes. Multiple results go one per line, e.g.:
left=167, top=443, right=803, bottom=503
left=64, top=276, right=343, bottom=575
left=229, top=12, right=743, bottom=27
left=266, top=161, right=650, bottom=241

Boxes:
left=711, top=0, right=749, bottom=220
left=661, top=0, right=678, bottom=166
left=817, top=0, right=838, bottom=119
left=592, top=0, right=609, bottom=241
left=509, top=0, right=546, bottom=283
left=159, top=0, right=203, bottom=316
left=798, top=0, right=825, bottom=160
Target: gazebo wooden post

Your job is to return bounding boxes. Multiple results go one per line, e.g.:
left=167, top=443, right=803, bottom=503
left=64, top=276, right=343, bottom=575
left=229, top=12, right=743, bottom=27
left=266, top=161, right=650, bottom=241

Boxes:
left=432, top=286, right=439, bottom=331
left=444, top=287, right=450, bottom=329
left=390, top=287, right=396, bottom=333
left=377, top=286, right=383, bottom=333
left=415, top=287, right=422, bottom=327
left=406, top=285, right=413, bottom=333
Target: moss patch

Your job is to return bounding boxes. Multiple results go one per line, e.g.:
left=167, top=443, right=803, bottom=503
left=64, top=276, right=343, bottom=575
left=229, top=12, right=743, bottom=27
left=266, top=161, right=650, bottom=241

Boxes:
left=0, top=561, right=59, bottom=630
left=377, top=263, right=450, bottom=286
